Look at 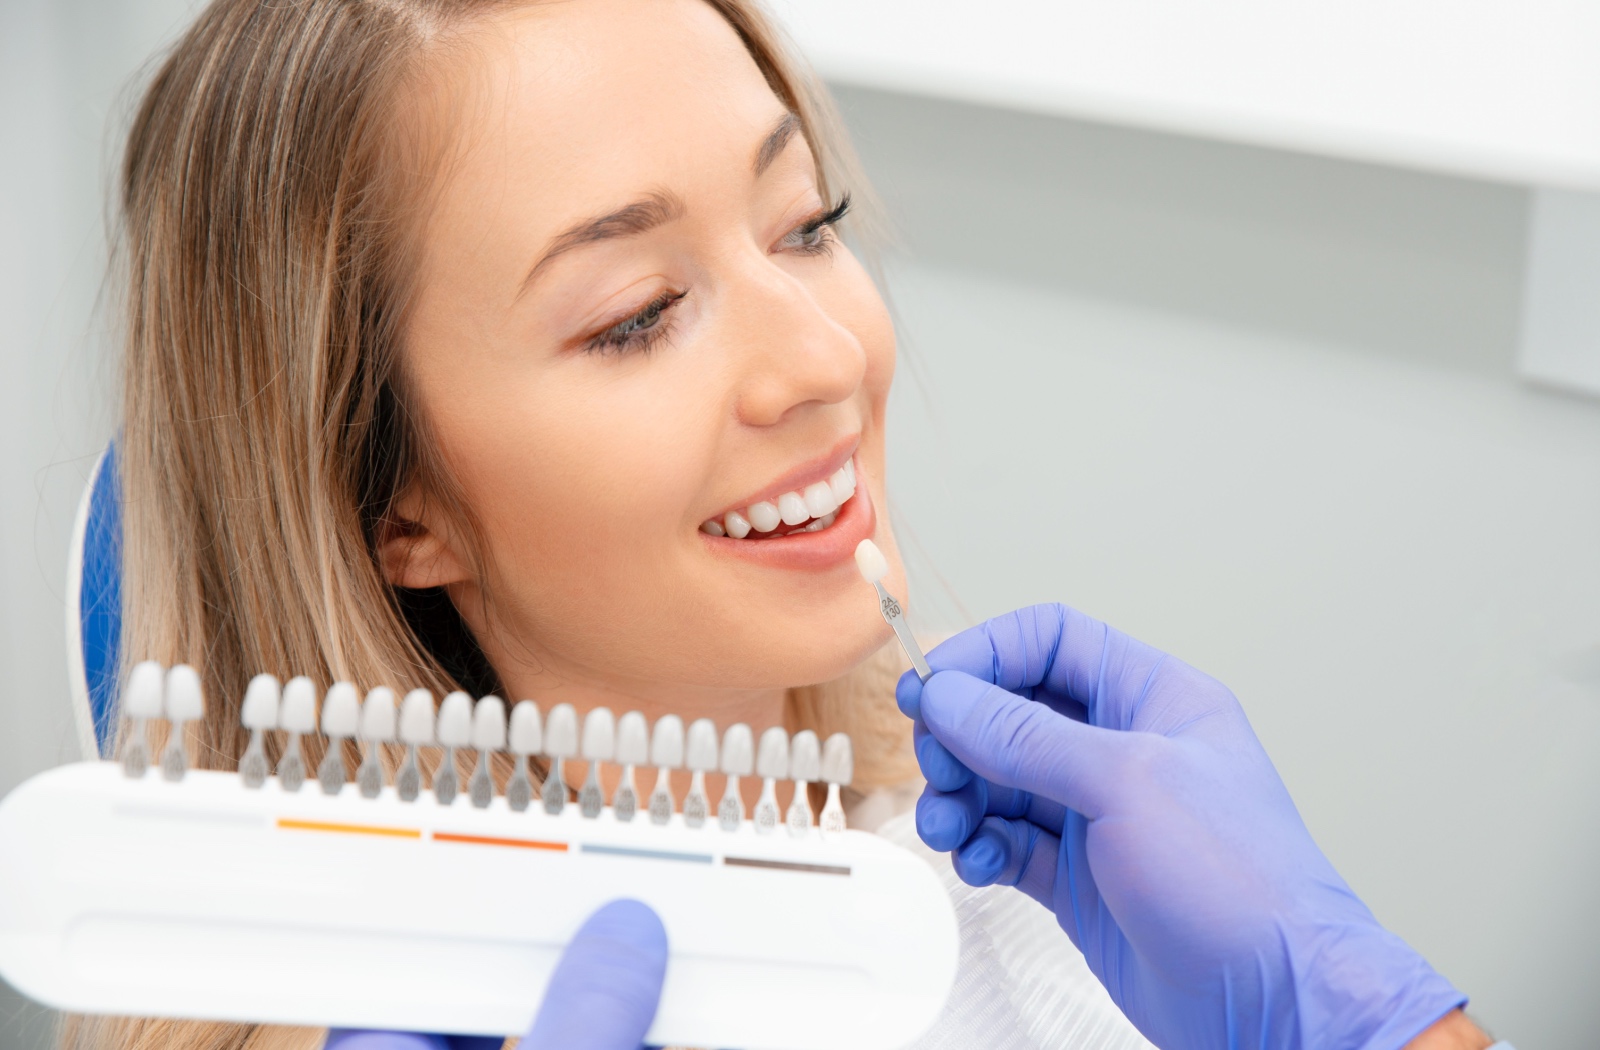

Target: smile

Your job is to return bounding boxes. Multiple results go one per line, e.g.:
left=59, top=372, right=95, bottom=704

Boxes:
left=700, top=460, right=857, bottom=540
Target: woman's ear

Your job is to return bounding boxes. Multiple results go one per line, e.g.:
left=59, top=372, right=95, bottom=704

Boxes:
left=376, top=488, right=472, bottom=590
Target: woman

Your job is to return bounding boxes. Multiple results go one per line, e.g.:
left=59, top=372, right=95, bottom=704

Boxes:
left=70, top=0, right=1142, bottom=1046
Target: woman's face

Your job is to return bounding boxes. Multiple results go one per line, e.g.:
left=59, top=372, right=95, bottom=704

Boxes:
left=392, top=0, right=904, bottom=710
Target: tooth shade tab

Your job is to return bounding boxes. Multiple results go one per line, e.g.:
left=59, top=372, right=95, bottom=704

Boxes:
left=803, top=481, right=837, bottom=519
left=241, top=674, right=281, bottom=730
left=777, top=492, right=809, bottom=526
left=544, top=703, right=579, bottom=758
left=279, top=677, right=319, bottom=734
left=125, top=661, right=165, bottom=720
left=398, top=689, right=436, bottom=745
left=821, top=733, right=854, bottom=787
left=616, top=712, right=649, bottom=765
left=436, top=692, right=473, bottom=747
left=724, top=510, right=751, bottom=538
left=720, top=724, right=754, bottom=777
left=472, top=696, right=507, bottom=751
left=854, top=539, right=889, bottom=584
left=508, top=701, right=542, bottom=754
left=746, top=500, right=781, bottom=533
left=651, top=714, right=686, bottom=768
left=789, top=730, right=821, bottom=782
left=164, top=665, right=204, bottom=723
left=685, top=718, right=719, bottom=772
left=320, top=683, right=360, bottom=737
left=581, top=707, right=616, bottom=761
left=359, top=688, right=397, bottom=741
left=756, top=727, right=789, bottom=780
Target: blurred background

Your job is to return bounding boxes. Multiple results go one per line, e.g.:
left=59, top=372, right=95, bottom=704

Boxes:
left=3, top=0, right=1598, bottom=1046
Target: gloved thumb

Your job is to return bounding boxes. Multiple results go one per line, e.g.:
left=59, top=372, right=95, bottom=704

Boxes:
left=521, top=899, right=669, bottom=1050
left=920, top=670, right=1126, bottom=819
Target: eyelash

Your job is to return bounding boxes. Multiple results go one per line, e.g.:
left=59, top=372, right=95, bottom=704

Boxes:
left=581, top=194, right=852, bottom=355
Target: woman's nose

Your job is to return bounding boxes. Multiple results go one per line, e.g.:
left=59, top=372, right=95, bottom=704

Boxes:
left=728, top=262, right=867, bottom=428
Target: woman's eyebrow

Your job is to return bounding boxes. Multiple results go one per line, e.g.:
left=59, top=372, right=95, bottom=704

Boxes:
left=754, top=112, right=801, bottom=176
left=517, top=190, right=686, bottom=299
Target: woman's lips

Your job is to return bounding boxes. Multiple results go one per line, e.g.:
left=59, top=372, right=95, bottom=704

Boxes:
left=698, top=470, right=875, bottom=571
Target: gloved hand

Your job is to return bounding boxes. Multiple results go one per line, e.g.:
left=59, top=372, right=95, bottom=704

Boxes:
left=324, top=898, right=667, bottom=1050
left=899, top=604, right=1466, bottom=1050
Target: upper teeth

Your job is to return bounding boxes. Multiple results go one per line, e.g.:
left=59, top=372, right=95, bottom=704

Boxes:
left=702, top=460, right=856, bottom=539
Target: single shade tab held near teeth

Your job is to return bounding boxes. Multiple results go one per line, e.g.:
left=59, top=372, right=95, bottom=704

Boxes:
left=854, top=539, right=933, bottom=683
left=702, top=459, right=857, bottom=539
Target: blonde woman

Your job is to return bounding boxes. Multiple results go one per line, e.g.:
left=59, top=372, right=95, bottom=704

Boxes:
left=70, top=0, right=1152, bottom=1047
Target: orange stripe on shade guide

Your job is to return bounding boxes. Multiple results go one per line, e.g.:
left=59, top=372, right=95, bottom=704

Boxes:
left=434, top=832, right=569, bottom=852
left=277, top=818, right=422, bottom=839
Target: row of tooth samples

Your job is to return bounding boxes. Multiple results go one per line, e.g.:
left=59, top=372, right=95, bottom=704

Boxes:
left=700, top=460, right=856, bottom=539
left=235, top=672, right=855, bottom=834
left=120, top=661, right=205, bottom=782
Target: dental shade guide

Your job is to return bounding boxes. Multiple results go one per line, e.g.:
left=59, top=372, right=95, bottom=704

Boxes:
left=357, top=686, right=396, bottom=798
left=786, top=729, right=820, bottom=835
left=754, top=726, right=788, bottom=834
left=396, top=688, right=434, bottom=802
left=579, top=707, right=614, bottom=818
left=612, top=711, right=648, bottom=822
left=648, top=713, right=684, bottom=824
left=239, top=674, right=280, bottom=789
left=470, top=696, right=506, bottom=808
left=682, top=717, right=717, bottom=828
left=120, top=661, right=163, bottom=778
left=542, top=703, right=578, bottom=815
left=854, top=539, right=932, bottom=683
left=0, top=662, right=959, bottom=1049
left=277, top=676, right=317, bottom=792
left=157, top=665, right=201, bottom=781
left=435, top=691, right=472, bottom=805
left=317, top=682, right=359, bottom=795
left=506, top=700, right=541, bottom=812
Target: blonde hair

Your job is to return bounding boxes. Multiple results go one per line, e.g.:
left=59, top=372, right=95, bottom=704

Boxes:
left=71, top=0, right=910, bottom=1046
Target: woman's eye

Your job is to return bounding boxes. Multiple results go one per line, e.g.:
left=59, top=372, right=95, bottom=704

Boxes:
left=780, top=194, right=851, bottom=256
left=584, top=291, right=686, bottom=355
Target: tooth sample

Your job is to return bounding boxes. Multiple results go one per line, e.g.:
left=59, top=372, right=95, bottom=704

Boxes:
left=820, top=732, right=853, bottom=836
left=435, top=691, right=473, bottom=805
left=828, top=466, right=850, bottom=504
left=356, top=686, right=396, bottom=798
left=700, top=518, right=726, bottom=537
left=787, top=729, right=821, bottom=835
left=778, top=491, right=810, bottom=526
left=469, top=696, right=506, bottom=808
left=121, top=661, right=165, bottom=778
left=754, top=727, right=789, bottom=834
left=277, top=676, right=318, bottom=792
left=803, top=481, right=838, bottom=519
left=239, top=673, right=281, bottom=789
left=161, top=665, right=204, bottom=782
left=542, top=703, right=579, bottom=815
left=506, top=701, right=542, bottom=812
left=613, top=711, right=648, bottom=822
left=579, top=707, right=615, bottom=818
left=747, top=500, right=781, bottom=533
left=683, top=717, right=719, bottom=827
left=718, top=723, right=754, bottom=831
left=724, top=510, right=752, bottom=539
left=648, top=714, right=685, bottom=824
left=316, top=682, right=359, bottom=794
left=396, top=689, right=435, bottom=801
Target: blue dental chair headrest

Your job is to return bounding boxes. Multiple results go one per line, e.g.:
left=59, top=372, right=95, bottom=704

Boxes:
left=67, top=443, right=123, bottom=759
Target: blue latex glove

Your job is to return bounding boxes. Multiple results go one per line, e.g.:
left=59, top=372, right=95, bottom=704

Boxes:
left=899, top=604, right=1466, bottom=1050
left=325, top=898, right=667, bottom=1050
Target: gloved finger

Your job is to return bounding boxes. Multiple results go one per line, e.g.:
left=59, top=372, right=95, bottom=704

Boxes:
left=521, top=899, right=668, bottom=1050
left=324, top=1034, right=458, bottom=1050
left=951, top=816, right=1060, bottom=909
left=914, top=720, right=972, bottom=792
left=896, top=667, right=923, bottom=719
left=916, top=777, right=1071, bottom=853
left=921, top=670, right=1127, bottom=819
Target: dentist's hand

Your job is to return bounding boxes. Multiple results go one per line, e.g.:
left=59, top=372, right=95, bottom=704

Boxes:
left=899, top=604, right=1468, bottom=1050
left=325, top=898, right=667, bottom=1050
